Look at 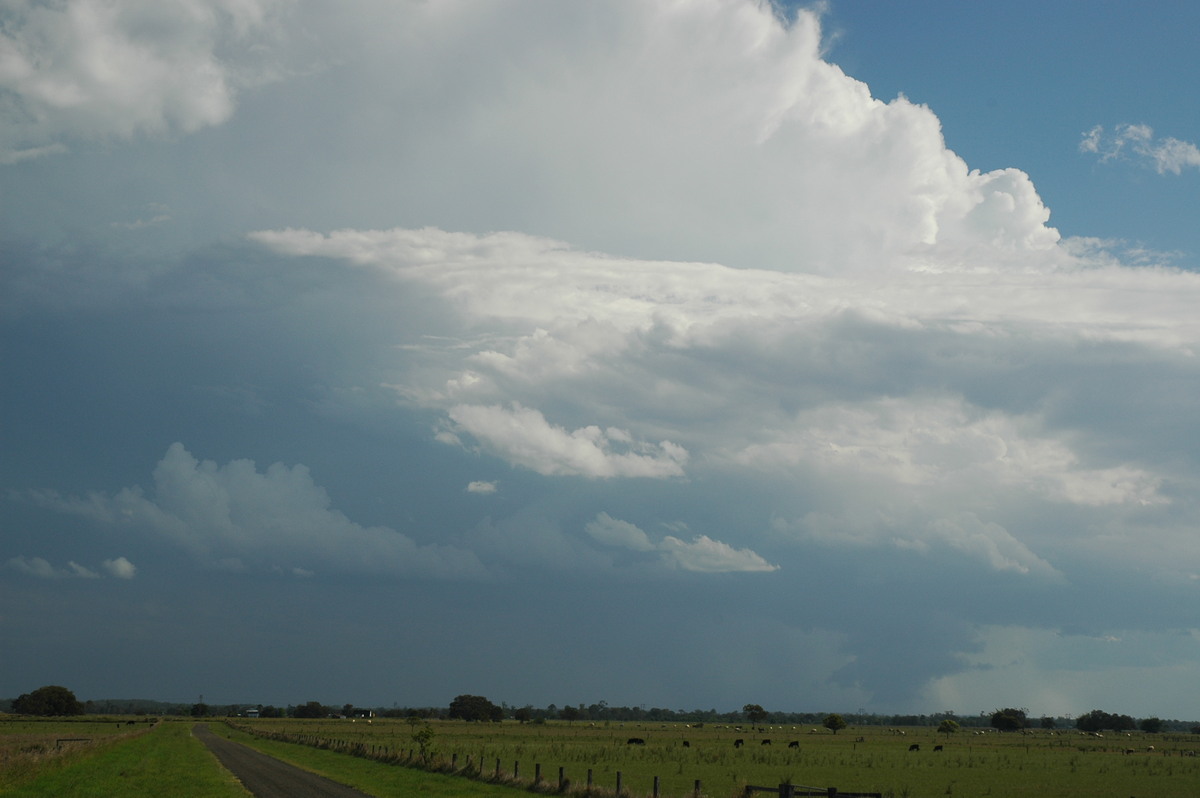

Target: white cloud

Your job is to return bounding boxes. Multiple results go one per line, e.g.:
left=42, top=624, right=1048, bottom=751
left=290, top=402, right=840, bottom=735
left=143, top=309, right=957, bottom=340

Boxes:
left=466, top=480, right=497, bottom=495
left=1081, top=123, right=1200, bottom=174
left=0, top=0, right=291, bottom=161
left=240, top=0, right=1065, bottom=276
left=658, top=534, right=779, bottom=573
left=586, top=513, right=778, bottom=573
left=252, top=223, right=1200, bottom=579
left=102, top=556, right=136, bottom=579
left=585, top=512, right=655, bottom=552
left=447, top=403, right=688, bottom=479
left=38, top=443, right=486, bottom=579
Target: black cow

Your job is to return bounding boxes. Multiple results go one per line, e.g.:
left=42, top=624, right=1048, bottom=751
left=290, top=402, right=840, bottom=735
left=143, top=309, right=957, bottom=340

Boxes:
left=933, top=745, right=943, bottom=752
left=761, top=739, right=771, bottom=745
left=734, top=739, right=744, bottom=748
left=908, top=743, right=920, bottom=751
left=787, top=741, right=799, bottom=748
left=627, top=738, right=645, bottom=745
left=682, top=741, right=690, bottom=747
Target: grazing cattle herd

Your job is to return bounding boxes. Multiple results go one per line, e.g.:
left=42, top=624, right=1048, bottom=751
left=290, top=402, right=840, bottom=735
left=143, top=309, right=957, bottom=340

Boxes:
left=613, top=723, right=1198, bottom=761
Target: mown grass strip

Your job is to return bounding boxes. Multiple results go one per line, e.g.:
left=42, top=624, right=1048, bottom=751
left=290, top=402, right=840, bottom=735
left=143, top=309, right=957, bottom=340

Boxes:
left=2, top=721, right=250, bottom=798
left=210, top=722, right=539, bottom=797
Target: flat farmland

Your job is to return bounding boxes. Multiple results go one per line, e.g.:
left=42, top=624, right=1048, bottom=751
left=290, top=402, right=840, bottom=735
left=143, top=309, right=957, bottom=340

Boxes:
left=0, top=717, right=151, bottom=788
left=231, top=718, right=1200, bottom=798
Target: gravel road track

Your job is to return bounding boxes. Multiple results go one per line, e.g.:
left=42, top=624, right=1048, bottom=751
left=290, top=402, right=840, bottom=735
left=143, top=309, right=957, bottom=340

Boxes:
left=193, top=724, right=376, bottom=798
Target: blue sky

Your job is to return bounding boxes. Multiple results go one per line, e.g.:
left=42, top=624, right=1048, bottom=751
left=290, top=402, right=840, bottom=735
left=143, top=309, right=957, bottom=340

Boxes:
left=3, top=0, right=1200, bottom=720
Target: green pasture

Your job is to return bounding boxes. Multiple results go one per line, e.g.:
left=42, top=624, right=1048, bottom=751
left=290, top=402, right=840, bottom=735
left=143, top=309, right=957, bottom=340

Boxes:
left=231, top=717, right=1200, bottom=798
left=0, top=718, right=248, bottom=797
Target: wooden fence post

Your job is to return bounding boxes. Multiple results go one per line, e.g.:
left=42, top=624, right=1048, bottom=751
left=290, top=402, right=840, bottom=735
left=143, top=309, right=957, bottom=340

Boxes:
left=587, top=768, right=594, bottom=789
left=559, top=766, right=566, bottom=790
left=616, top=771, right=623, bottom=796
left=535, top=763, right=541, bottom=783
left=654, top=775, right=660, bottom=797
left=694, top=779, right=702, bottom=797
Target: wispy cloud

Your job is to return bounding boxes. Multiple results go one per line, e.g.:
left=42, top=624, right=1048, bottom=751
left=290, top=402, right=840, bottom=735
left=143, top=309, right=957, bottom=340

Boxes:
left=7, top=555, right=132, bottom=579
left=1081, top=124, right=1200, bottom=174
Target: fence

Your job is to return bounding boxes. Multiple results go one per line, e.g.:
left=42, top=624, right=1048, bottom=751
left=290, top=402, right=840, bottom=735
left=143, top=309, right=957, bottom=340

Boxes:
left=225, top=721, right=707, bottom=797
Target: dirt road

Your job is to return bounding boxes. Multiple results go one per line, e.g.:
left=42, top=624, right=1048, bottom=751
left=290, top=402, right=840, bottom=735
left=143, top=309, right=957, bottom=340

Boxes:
left=193, top=724, right=376, bottom=798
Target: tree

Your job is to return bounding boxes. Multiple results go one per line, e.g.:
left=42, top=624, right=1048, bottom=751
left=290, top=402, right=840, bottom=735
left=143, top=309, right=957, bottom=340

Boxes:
left=448, top=694, right=501, bottom=722
left=1140, top=717, right=1164, bottom=734
left=514, top=706, right=532, bottom=724
left=1076, top=709, right=1136, bottom=733
left=190, top=703, right=210, bottom=717
left=13, top=686, right=84, bottom=716
left=938, top=719, right=960, bottom=738
left=294, top=701, right=327, bottom=719
left=990, top=708, right=1027, bottom=732
left=823, top=713, right=847, bottom=734
left=743, top=704, right=768, bottom=724
left=1040, top=716, right=1056, bottom=730
left=411, top=723, right=436, bottom=762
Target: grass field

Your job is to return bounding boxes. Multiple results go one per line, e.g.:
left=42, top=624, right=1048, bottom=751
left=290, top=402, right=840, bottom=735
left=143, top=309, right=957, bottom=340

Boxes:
left=5, top=716, right=1199, bottom=798
left=229, top=717, right=1200, bottom=798
left=0, top=719, right=248, bottom=797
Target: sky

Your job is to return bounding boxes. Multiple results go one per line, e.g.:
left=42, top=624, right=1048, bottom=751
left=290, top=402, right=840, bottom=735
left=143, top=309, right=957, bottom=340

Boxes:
left=3, top=0, right=1200, bottom=720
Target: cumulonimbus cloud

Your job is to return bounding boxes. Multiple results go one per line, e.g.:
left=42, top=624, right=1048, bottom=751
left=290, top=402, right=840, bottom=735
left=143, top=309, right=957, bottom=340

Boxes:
left=0, top=0, right=291, bottom=162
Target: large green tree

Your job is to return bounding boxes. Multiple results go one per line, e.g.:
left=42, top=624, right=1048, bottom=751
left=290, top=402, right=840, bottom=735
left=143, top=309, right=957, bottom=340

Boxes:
left=1076, top=709, right=1136, bottom=733
left=823, top=713, right=847, bottom=734
left=448, top=694, right=502, bottom=722
left=293, top=701, right=328, bottom=719
left=743, top=704, right=768, bottom=724
left=938, top=719, right=960, bottom=737
left=12, top=685, right=84, bottom=716
left=990, top=708, right=1028, bottom=732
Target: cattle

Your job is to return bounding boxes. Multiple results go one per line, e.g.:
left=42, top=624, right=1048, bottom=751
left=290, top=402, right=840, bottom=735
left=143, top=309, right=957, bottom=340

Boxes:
left=734, top=739, right=744, bottom=748
left=761, top=739, right=771, bottom=745
left=908, top=743, right=920, bottom=752
left=682, top=741, right=690, bottom=748
left=626, top=738, right=645, bottom=746
left=1125, top=748, right=1136, bottom=755
left=787, top=741, right=799, bottom=748
left=933, top=745, right=943, bottom=752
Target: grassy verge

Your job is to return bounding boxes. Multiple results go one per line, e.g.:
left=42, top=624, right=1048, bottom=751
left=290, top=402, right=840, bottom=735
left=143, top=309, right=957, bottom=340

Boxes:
left=1, top=721, right=249, bottom=797
left=210, top=722, right=541, bottom=797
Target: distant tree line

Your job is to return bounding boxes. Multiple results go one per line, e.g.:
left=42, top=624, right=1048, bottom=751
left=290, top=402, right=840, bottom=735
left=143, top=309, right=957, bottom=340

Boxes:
left=3, top=686, right=1197, bottom=733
